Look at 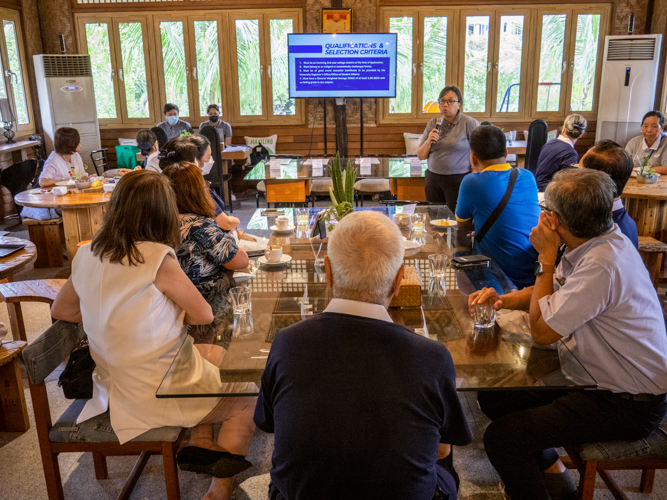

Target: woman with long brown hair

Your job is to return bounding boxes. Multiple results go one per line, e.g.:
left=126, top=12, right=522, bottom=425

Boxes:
left=51, top=170, right=256, bottom=500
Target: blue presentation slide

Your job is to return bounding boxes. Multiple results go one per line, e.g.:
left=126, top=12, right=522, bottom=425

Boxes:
left=288, top=33, right=397, bottom=98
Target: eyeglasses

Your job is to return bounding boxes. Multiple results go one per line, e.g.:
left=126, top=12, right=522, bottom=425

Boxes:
left=439, top=99, right=459, bottom=106
left=539, top=203, right=559, bottom=217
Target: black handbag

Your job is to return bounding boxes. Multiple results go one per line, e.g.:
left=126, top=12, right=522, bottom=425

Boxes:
left=58, top=340, right=96, bottom=399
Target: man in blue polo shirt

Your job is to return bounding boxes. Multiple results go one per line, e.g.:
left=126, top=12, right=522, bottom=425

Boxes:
left=456, top=125, right=540, bottom=288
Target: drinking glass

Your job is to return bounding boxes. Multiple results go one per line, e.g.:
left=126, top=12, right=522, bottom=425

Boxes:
left=411, top=213, right=426, bottom=231
left=510, top=130, right=517, bottom=142
left=428, top=254, right=447, bottom=279
left=296, top=208, right=309, bottom=225
left=505, top=132, right=513, bottom=146
left=233, top=313, right=254, bottom=338
left=474, top=299, right=496, bottom=328
left=229, top=286, right=252, bottom=315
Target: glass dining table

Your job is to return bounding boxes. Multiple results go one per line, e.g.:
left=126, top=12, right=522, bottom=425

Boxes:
left=157, top=205, right=596, bottom=398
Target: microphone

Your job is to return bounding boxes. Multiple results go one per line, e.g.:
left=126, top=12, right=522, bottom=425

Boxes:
left=431, top=117, right=443, bottom=146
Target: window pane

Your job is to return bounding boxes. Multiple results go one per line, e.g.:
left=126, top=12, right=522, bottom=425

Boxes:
left=496, top=15, right=524, bottom=113
left=422, top=17, right=447, bottom=113
left=571, top=14, right=600, bottom=112
left=85, top=23, right=116, bottom=119
left=194, top=20, right=221, bottom=117
left=463, top=16, right=490, bottom=113
left=236, top=19, right=262, bottom=116
left=389, top=17, right=412, bottom=114
left=537, top=14, right=566, bottom=112
left=160, top=21, right=189, bottom=116
left=3, top=21, right=27, bottom=124
left=270, top=19, right=294, bottom=116
left=118, top=22, right=150, bottom=119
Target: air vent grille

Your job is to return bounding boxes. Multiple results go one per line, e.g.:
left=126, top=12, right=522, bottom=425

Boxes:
left=42, top=55, right=92, bottom=78
left=607, top=38, right=656, bottom=61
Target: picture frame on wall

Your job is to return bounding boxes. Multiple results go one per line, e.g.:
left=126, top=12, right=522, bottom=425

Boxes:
left=322, top=8, right=352, bottom=33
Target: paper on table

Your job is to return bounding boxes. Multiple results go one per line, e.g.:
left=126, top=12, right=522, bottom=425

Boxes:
left=359, top=158, right=372, bottom=176
left=222, top=145, right=247, bottom=152
left=354, top=158, right=380, bottom=165
left=269, top=160, right=281, bottom=178
left=312, top=159, right=324, bottom=177
left=409, top=157, right=422, bottom=176
left=401, top=203, right=416, bottom=215
left=303, top=158, right=330, bottom=166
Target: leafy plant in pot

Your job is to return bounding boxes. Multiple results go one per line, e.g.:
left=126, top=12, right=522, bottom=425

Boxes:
left=320, top=153, right=356, bottom=232
left=637, top=154, right=659, bottom=184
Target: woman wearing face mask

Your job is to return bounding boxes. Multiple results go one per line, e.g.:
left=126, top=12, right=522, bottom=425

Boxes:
left=157, top=103, right=193, bottom=141
left=199, top=104, right=233, bottom=147
left=625, top=111, right=667, bottom=174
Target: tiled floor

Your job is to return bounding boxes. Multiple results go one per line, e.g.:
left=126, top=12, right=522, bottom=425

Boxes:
left=0, top=194, right=665, bottom=499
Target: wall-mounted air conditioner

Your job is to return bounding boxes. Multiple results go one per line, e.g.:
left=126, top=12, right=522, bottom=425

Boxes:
left=595, top=35, right=662, bottom=147
left=33, top=54, right=100, bottom=169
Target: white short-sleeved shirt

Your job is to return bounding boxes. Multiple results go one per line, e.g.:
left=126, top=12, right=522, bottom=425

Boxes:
left=144, top=151, right=161, bottom=173
left=39, top=151, right=85, bottom=183
left=539, top=225, right=667, bottom=395
left=625, top=133, right=667, bottom=168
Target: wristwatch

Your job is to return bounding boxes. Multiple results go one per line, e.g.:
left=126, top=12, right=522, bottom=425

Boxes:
left=534, top=261, right=556, bottom=277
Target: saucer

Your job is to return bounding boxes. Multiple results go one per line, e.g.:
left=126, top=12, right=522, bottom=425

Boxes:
left=270, top=224, right=295, bottom=233
left=258, top=254, right=292, bottom=265
left=403, top=239, right=421, bottom=250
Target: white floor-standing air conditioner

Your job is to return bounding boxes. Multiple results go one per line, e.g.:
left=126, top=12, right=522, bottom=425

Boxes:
left=595, top=34, right=662, bottom=147
left=33, top=54, right=100, bottom=171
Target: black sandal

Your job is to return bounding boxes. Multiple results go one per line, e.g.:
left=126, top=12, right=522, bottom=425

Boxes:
left=176, top=446, right=252, bottom=478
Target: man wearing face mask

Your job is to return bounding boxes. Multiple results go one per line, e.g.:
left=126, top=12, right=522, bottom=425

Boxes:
left=157, top=103, right=193, bottom=140
left=199, top=104, right=233, bottom=147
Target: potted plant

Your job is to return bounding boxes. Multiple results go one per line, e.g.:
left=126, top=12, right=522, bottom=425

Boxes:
left=637, top=155, right=659, bottom=184
left=320, top=152, right=356, bottom=232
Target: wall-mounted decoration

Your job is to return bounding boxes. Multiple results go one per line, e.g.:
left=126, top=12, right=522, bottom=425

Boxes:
left=322, top=8, right=352, bottom=33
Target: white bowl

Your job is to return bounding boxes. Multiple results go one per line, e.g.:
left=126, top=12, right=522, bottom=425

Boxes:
left=103, top=183, right=116, bottom=193
left=52, top=186, right=68, bottom=196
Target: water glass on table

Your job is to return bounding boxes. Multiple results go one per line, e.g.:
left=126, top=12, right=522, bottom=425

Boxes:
left=296, top=208, right=309, bottom=226
left=428, top=254, right=448, bottom=279
left=230, top=286, right=252, bottom=315
left=474, top=298, right=496, bottom=328
left=411, top=213, right=426, bottom=231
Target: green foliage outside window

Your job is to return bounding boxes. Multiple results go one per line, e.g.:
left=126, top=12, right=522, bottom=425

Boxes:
left=160, top=21, right=189, bottom=116
left=236, top=19, right=262, bottom=116
left=422, top=17, right=447, bottom=110
left=194, top=21, right=221, bottom=117
left=3, top=22, right=27, bottom=124
left=270, top=19, right=295, bottom=116
left=85, top=23, right=116, bottom=119
left=570, top=14, right=600, bottom=112
left=389, top=17, right=413, bottom=114
left=118, top=22, right=150, bottom=119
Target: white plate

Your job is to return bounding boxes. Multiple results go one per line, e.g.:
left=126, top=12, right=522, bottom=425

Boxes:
left=257, top=254, right=292, bottom=265
left=430, top=219, right=457, bottom=227
left=56, top=180, right=75, bottom=187
left=270, top=224, right=295, bottom=233
left=403, top=239, right=422, bottom=249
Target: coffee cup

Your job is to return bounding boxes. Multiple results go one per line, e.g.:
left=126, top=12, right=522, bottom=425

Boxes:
left=264, top=245, right=283, bottom=263
left=276, top=217, right=290, bottom=230
left=52, top=186, right=68, bottom=196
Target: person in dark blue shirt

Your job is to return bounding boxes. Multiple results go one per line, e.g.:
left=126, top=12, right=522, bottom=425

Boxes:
left=535, top=114, right=587, bottom=191
left=254, top=211, right=472, bottom=500
left=581, top=140, right=639, bottom=249
left=456, top=125, right=540, bottom=289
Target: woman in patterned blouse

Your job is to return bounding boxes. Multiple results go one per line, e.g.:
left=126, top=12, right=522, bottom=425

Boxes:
left=162, top=161, right=249, bottom=361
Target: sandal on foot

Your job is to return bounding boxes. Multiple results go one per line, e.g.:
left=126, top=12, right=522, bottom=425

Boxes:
left=176, top=446, right=252, bottom=478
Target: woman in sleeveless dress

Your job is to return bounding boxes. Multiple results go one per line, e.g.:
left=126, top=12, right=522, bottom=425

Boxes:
left=52, top=170, right=256, bottom=500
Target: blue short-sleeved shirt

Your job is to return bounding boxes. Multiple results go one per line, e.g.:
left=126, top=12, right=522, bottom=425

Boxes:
left=456, top=163, right=540, bottom=289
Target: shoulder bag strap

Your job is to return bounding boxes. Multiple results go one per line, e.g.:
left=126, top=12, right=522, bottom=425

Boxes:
left=475, top=168, right=519, bottom=244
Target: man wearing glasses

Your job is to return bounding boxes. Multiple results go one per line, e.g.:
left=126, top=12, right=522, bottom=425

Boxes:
left=417, top=86, right=480, bottom=211
left=469, top=169, right=667, bottom=500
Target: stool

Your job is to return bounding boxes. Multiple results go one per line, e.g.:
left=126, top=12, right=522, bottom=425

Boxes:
left=354, top=179, right=391, bottom=206
left=638, top=236, right=667, bottom=289
left=0, top=279, right=66, bottom=342
left=0, top=340, right=29, bottom=432
left=561, top=427, right=667, bottom=500
left=23, top=217, right=65, bottom=268
left=310, top=179, right=333, bottom=207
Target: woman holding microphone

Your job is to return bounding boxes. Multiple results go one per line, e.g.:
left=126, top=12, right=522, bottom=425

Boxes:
left=417, top=86, right=479, bottom=210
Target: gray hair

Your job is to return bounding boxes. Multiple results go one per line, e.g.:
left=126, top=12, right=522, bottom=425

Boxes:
left=563, top=114, right=587, bottom=139
left=545, top=169, right=614, bottom=239
left=327, top=211, right=405, bottom=304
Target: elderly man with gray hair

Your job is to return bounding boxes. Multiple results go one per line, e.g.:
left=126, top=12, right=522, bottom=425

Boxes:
left=469, top=169, right=667, bottom=500
left=254, top=210, right=472, bottom=500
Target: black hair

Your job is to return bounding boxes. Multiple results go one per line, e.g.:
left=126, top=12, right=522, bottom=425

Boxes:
left=163, top=103, right=179, bottom=115
left=206, top=104, right=220, bottom=114
left=642, top=110, right=665, bottom=128
left=480, top=121, right=493, bottom=126
left=438, top=86, right=463, bottom=105
left=469, top=125, right=506, bottom=161
left=136, top=129, right=158, bottom=156
left=187, top=134, right=211, bottom=161
left=158, top=137, right=197, bottom=169
left=582, top=140, right=634, bottom=197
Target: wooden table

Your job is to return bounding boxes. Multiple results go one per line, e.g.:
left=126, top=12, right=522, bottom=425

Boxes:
left=0, top=279, right=65, bottom=342
left=0, top=139, right=40, bottom=166
left=0, top=340, right=29, bottom=432
left=0, top=236, right=36, bottom=280
left=14, top=189, right=111, bottom=261
left=622, top=176, right=667, bottom=243
left=507, top=140, right=527, bottom=169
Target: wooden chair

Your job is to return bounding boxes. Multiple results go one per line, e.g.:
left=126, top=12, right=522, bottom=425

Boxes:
left=0, top=279, right=65, bottom=341
left=638, top=236, right=667, bottom=289
left=560, top=427, right=667, bottom=500
left=23, top=217, right=65, bottom=268
left=21, top=320, right=185, bottom=500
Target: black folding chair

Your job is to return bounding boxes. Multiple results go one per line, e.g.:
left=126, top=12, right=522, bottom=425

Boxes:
left=199, top=126, right=234, bottom=213
left=90, top=149, right=109, bottom=176
left=3, top=158, right=38, bottom=224
left=525, top=119, right=549, bottom=175
left=151, top=127, right=169, bottom=149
